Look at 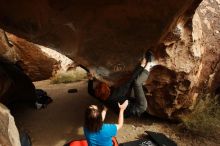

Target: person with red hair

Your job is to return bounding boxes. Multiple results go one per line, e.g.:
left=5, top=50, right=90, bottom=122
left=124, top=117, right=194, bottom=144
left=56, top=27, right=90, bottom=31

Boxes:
left=88, top=51, right=157, bottom=117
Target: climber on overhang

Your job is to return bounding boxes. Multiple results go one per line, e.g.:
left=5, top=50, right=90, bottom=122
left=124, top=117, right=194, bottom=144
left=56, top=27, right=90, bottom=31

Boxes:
left=87, top=50, right=158, bottom=117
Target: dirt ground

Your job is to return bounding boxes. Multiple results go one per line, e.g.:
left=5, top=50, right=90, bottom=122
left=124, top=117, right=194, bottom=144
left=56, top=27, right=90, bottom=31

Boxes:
left=11, top=80, right=219, bottom=146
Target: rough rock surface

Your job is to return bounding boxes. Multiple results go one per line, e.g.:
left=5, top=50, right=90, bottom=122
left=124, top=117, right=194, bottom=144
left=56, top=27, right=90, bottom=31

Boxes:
left=192, top=0, right=220, bottom=92
left=0, top=0, right=219, bottom=119
left=145, top=0, right=220, bottom=118
left=0, top=0, right=202, bottom=71
left=0, top=103, right=21, bottom=146
left=0, top=30, right=58, bottom=81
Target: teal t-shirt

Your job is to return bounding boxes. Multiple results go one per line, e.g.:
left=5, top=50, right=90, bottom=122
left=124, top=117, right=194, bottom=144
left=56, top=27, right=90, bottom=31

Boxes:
left=84, top=124, right=117, bottom=146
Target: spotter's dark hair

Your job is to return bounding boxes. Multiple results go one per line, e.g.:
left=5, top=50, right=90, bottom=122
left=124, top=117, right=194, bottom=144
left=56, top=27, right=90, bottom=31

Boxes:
left=84, top=105, right=103, bottom=132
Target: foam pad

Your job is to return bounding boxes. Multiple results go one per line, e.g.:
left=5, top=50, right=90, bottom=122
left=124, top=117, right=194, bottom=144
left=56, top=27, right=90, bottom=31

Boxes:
left=70, top=140, right=87, bottom=146
left=69, top=137, right=118, bottom=146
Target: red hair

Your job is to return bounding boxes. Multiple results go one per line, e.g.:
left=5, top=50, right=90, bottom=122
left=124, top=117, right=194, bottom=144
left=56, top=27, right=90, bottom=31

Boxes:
left=95, top=82, right=110, bottom=101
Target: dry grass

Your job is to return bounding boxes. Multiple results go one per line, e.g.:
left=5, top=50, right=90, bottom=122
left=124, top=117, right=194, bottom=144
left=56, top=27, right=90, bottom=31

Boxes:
left=181, top=94, right=220, bottom=137
left=51, top=69, right=86, bottom=84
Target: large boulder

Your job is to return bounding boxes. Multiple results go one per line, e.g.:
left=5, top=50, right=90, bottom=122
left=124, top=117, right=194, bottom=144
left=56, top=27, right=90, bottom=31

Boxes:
left=0, top=0, right=202, bottom=71
left=1, top=0, right=219, bottom=119
left=0, top=29, right=58, bottom=81
left=0, top=103, right=21, bottom=146
left=145, top=0, right=220, bottom=119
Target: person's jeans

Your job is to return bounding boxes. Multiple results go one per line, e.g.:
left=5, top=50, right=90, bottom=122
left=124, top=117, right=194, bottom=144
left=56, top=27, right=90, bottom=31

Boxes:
left=105, top=66, right=149, bottom=116
left=130, top=69, right=149, bottom=116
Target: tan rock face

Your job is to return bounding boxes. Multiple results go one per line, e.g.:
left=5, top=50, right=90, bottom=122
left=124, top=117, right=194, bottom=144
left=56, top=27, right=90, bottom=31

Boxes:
left=0, top=0, right=202, bottom=71
left=192, top=0, right=220, bottom=92
left=0, top=30, right=57, bottom=104
left=1, top=0, right=219, bottom=119
left=0, top=30, right=58, bottom=81
left=0, top=103, right=21, bottom=146
left=145, top=0, right=220, bottom=118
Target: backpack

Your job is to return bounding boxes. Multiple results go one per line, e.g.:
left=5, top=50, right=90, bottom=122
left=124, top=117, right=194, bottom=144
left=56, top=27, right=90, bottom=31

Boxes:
left=35, top=89, right=53, bottom=109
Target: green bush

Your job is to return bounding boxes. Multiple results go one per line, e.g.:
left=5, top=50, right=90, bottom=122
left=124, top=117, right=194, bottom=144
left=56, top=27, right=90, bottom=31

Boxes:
left=181, top=94, right=220, bottom=137
left=51, top=70, right=86, bottom=84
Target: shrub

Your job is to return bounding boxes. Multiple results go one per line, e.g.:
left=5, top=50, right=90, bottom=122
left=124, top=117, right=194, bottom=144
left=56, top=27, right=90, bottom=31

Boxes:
left=51, top=69, right=86, bottom=84
left=181, top=94, right=220, bottom=137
